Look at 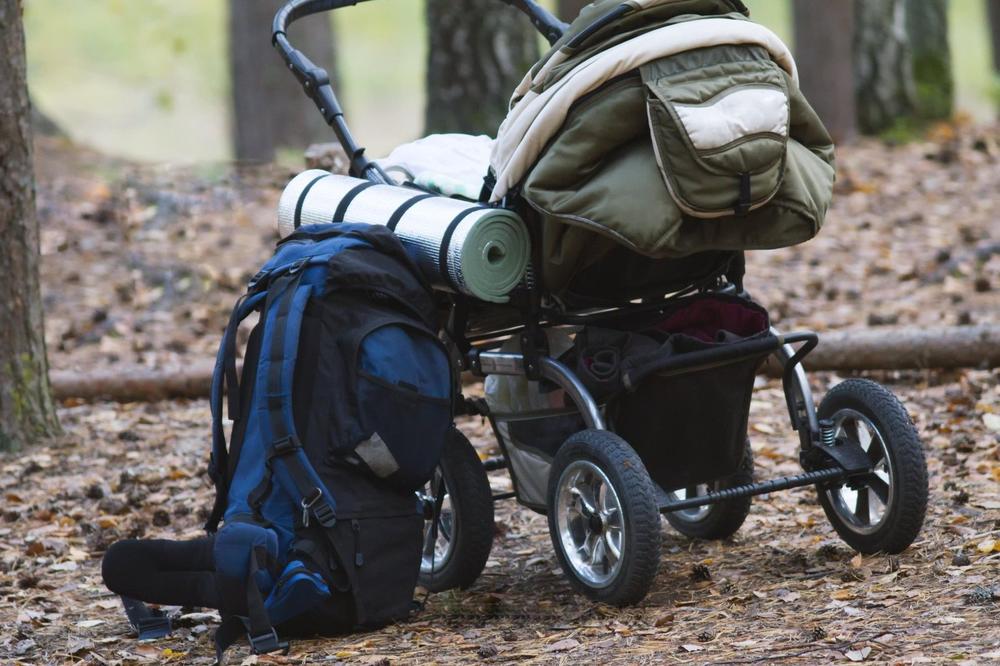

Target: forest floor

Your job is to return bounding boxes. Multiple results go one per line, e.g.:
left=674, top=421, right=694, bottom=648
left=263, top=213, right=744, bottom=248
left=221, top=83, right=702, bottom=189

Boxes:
left=1, top=125, right=999, bottom=664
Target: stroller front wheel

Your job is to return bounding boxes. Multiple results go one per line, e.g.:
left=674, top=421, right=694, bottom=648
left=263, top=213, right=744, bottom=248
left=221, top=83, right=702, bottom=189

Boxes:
left=815, top=379, right=928, bottom=554
left=547, top=430, right=661, bottom=606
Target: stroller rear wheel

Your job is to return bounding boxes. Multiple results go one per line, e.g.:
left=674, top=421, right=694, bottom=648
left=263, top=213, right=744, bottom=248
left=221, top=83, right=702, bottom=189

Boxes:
left=419, top=427, right=495, bottom=591
left=547, top=430, right=661, bottom=606
left=664, top=438, right=754, bottom=540
left=815, top=379, right=928, bottom=554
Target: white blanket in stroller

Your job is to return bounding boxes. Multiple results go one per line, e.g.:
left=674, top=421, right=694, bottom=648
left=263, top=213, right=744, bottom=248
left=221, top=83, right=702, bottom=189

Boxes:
left=378, top=133, right=493, bottom=201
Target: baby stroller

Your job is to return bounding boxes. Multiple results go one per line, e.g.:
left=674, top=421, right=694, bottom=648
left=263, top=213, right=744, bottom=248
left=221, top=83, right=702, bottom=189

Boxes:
left=273, top=0, right=929, bottom=605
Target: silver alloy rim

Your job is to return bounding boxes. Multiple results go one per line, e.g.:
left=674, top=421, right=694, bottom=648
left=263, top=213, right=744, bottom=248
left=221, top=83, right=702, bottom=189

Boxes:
left=555, top=460, right=625, bottom=587
left=420, top=469, right=455, bottom=574
left=666, top=484, right=713, bottom=522
left=825, top=409, right=894, bottom=535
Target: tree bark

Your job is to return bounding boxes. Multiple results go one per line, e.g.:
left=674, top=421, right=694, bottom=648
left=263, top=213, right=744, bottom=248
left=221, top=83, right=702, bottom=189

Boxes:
left=558, top=0, right=591, bottom=22
left=988, top=0, right=1000, bottom=75
left=905, top=0, right=953, bottom=121
left=792, top=0, right=857, bottom=143
left=425, top=0, right=541, bottom=136
left=229, top=0, right=337, bottom=163
left=0, top=0, right=61, bottom=451
left=853, top=0, right=916, bottom=134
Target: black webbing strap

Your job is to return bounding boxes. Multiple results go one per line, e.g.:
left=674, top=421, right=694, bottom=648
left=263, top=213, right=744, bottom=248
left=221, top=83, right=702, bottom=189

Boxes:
left=438, top=207, right=485, bottom=290
left=245, top=272, right=302, bottom=517
left=215, top=546, right=287, bottom=663
left=735, top=172, right=751, bottom=217
left=386, top=193, right=435, bottom=232
left=294, top=172, right=328, bottom=229
left=331, top=181, right=376, bottom=223
left=222, top=294, right=248, bottom=422
left=121, top=596, right=172, bottom=640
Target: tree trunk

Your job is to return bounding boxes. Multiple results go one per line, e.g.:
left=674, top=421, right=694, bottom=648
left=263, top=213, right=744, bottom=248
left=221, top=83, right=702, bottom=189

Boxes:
left=425, top=0, right=540, bottom=135
left=988, top=0, right=1000, bottom=75
left=792, top=0, right=857, bottom=143
left=229, top=0, right=337, bottom=163
left=905, top=0, right=953, bottom=121
left=558, top=0, right=591, bottom=22
left=0, top=0, right=61, bottom=451
left=853, top=0, right=916, bottom=134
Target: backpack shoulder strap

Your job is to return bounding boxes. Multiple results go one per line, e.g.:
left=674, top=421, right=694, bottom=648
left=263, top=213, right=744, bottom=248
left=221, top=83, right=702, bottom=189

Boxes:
left=206, top=291, right=267, bottom=534
left=250, top=269, right=339, bottom=527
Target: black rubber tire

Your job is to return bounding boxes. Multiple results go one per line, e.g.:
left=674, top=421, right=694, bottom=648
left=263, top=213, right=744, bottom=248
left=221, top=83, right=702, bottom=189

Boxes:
left=418, top=428, right=495, bottom=592
left=816, top=379, right=928, bottom=554
left=665, top=438, right=754, bottom=540
left=546, top=430, right=661, bottom=606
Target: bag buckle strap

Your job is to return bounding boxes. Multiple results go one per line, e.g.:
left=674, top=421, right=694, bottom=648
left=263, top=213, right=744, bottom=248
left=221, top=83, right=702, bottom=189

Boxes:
left=270, top=436, right=300, bottom=458
left=248, top=627, right=289, bottom=656
left=300, top=488, right=323, bottom=528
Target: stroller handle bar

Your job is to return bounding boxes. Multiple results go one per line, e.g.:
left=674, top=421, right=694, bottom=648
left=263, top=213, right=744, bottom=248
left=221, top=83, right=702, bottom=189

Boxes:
left=272, top=0, right=567, bottom=182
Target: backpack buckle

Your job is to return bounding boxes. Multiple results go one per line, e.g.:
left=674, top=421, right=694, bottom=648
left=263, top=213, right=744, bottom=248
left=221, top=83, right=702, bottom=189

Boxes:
left=287, top=258, right=308, bottom=275
left=247, top=269, right=271, bottom=290
left=271, top=436, right=300, bottom=458
left=247, top=628, right=289, bottom=656
left=300, top=488, right=323, bottom=528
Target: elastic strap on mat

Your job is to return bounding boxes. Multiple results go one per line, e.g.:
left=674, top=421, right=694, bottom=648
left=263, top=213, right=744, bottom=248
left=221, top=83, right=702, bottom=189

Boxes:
left=386, top=193, right=436, bottom=231
left=331, top=181, right=377, bottom=223
left=438, top=207, right=485, bottom=291
left=293, top=173, right=328, bottom=229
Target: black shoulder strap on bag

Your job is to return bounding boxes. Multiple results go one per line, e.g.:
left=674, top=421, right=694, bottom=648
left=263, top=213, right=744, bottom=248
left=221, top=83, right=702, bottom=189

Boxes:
left=215, top=546, right=288, bottom=663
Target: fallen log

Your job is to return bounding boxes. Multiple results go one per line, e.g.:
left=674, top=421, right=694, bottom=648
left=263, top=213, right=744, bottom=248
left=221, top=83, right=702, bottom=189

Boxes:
left=50, top=325, right=1000, bottom=402
left=788, top=324, right=1000, bottom=372
left=51, top=362, right=221, bottom=403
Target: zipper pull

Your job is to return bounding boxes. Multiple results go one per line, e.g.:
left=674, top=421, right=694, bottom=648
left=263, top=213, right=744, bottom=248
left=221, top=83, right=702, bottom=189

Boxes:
left=351, top=520, right=364, bottom=567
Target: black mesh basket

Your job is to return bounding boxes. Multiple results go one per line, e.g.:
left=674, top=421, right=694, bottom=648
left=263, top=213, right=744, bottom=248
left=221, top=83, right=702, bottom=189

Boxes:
left=575, top=294, right=774, bottom=491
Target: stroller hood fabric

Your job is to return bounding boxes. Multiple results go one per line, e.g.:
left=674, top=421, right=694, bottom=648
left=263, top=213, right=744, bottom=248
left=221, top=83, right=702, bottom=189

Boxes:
left=488, top=0, right=835, bottom=293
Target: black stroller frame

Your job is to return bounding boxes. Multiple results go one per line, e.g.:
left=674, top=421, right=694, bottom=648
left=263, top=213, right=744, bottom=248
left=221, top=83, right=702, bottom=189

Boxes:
left=274, top=0, right=928, bottom=605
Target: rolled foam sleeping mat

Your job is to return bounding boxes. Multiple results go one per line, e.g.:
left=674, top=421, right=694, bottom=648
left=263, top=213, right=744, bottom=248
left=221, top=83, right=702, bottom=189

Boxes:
left=277, top=170, right=530, bottom=303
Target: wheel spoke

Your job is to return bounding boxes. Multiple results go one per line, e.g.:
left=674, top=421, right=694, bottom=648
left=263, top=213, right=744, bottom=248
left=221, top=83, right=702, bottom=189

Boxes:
left=866, top=439, right=885, bottom=466
left=570, top=486, right=597, bottom=518
left=868, top=474, right=890, bottom=505
left=855, top=420, right=873, bottom=451
left=854, top=486, right=870, bottom=524
left=604, top=529, right=622, bottom=561
left=590, top=535, right=607, bottom=570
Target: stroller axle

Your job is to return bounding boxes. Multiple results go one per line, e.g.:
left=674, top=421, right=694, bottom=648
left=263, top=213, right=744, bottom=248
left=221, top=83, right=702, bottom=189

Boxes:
left=656, top=467, right=846, bottom=513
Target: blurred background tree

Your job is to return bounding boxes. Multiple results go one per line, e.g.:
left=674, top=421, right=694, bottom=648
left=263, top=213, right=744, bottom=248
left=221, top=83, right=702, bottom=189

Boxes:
left=792, top=0, right=857, bottom=142
left=0, top=0, right=61, bottom=451
left=229, top=0, right=339, bottom=162
left=990, top=0, right=1000, bottom=79
left=424, top=0, right=539, bottom=135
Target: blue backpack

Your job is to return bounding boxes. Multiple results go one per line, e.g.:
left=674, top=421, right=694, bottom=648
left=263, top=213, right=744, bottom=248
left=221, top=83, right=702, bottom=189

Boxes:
left=198, top=224, right=452, bottom=659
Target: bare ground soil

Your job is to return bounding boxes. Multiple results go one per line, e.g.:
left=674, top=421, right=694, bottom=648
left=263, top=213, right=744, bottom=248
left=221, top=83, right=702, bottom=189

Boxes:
left=1, top=127, right=999, bottom=664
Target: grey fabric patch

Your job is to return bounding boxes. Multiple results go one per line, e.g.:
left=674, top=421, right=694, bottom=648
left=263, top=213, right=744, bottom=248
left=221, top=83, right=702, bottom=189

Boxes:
left=355, top=432, right=399, bottom=478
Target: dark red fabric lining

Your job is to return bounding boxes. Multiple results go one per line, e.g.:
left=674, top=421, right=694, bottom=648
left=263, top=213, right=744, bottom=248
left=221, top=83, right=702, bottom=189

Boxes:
left=655, top=298, right=768, bottom=342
